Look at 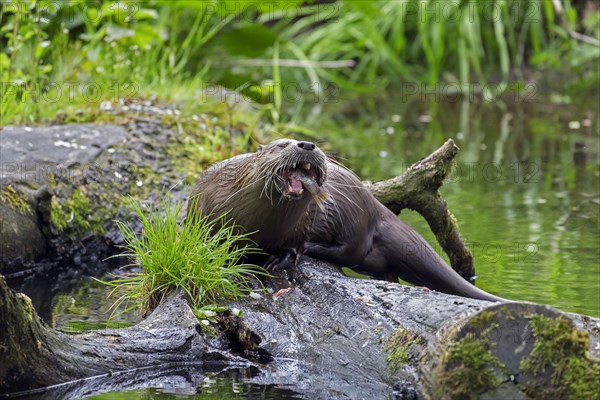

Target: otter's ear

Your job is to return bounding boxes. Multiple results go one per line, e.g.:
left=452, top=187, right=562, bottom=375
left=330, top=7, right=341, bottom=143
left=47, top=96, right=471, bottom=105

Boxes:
left=257, top=144, right=264, bottom=152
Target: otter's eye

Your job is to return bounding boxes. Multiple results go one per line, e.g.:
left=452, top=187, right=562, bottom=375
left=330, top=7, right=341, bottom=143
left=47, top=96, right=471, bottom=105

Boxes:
left=277, top=142, right=289, bottom=149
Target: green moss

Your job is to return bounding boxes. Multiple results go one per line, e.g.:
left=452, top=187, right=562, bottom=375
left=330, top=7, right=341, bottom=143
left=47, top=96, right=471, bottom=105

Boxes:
left=166, top=123, right=255, bottom=181
left=0, top=185, right=31, bottom=214
left=50, top=197, right=69, bottom=232
left=469, top=310, right=497, bottom=329
left=16, top=293, right=35, bottom=322
left=49, top=189, right=104, bottom=235
left=440, top=326, right=506, bottom=400
left=497, top=304, right=517, bottom=320
left=520, top=315, right=600, bottom=399
left=384, top=327, right=423, bottom=372
left=161, top=98, right=263, bottom=183
left=47, top=173, right=57, bottom=189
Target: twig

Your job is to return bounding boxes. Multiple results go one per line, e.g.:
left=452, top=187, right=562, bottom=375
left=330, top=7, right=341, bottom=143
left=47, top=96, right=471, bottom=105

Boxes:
left=223, top=59, right=356, bottom=68
left=569, top=30, right=600, bottom=47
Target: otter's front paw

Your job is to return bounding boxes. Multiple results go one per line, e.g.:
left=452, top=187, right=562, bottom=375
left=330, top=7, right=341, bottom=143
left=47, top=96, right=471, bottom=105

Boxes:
left=265, top=248, right=300, bottom=271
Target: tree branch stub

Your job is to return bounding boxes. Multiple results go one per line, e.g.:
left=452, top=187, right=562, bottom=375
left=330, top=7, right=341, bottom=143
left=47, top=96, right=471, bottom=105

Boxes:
left=364, top=139, right=475, bottom=281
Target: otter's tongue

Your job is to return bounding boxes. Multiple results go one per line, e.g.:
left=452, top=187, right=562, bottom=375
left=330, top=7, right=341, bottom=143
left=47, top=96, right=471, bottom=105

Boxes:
left=287, top=171, right=331, bottom=211
left=290, top=176, right=303, bottom=194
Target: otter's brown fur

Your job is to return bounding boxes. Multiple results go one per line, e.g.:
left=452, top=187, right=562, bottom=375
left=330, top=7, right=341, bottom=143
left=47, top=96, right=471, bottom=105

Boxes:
left=191, top=139, right=327, bottom=252
left=191, top=139, right=503, bottom=302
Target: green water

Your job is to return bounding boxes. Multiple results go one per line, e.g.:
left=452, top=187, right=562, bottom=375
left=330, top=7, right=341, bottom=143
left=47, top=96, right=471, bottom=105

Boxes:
left=307, top=92, right=600, bottom=317
left=86, top=378, right=302, bottom=400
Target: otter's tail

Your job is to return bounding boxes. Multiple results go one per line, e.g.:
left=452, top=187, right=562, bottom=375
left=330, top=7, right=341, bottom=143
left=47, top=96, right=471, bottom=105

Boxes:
left=388, top=221, right=506, bottom=302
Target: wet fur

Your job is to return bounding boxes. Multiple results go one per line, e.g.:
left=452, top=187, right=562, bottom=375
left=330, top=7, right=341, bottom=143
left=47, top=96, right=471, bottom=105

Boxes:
left=191, top=139, right=326, bottom=251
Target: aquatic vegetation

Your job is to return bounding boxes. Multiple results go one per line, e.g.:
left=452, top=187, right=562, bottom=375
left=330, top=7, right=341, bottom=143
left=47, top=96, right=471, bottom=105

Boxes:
left=103, top=197, right=265, bottom=316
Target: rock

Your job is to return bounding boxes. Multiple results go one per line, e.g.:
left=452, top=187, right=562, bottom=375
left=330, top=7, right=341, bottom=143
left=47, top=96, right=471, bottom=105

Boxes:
left=0, top=124, right=127, bottom=273
left=1, top=124, right=126, bottom=187
left=0, top=201, right=46, bottom=271
left=0, top=122, right=184, bottom=275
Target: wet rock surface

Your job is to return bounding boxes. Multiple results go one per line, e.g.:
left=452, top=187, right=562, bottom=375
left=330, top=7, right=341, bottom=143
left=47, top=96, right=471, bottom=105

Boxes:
left=0, top=120, right=185, bottom=275
left=1, top=124, right=127, bottom=187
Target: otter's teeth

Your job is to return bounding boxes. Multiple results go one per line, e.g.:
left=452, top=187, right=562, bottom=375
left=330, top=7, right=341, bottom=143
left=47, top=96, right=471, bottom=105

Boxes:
left=293, top=162, right=297, bottom=168
left=303, top=162, right=311, bottom=171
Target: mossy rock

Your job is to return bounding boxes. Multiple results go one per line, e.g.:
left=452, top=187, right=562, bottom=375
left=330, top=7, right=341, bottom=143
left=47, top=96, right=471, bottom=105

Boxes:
left=0, top=186, right=47, bottom=273
left=385, top=326, right=423, bottom=372
left=424, top=302, right=599, bottom=400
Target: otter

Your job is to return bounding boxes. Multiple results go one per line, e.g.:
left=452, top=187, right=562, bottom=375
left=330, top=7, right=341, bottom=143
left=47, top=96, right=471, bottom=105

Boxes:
left=190, top=139, right=503, bottom=302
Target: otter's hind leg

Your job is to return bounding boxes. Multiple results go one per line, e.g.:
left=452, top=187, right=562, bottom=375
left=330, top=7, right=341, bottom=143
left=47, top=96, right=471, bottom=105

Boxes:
left=303, top=237, right=371, bottom=268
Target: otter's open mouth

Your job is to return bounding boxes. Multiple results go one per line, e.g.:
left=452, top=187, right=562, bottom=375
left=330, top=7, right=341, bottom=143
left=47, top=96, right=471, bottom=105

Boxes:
left=282, top=162, right=320, bottom=198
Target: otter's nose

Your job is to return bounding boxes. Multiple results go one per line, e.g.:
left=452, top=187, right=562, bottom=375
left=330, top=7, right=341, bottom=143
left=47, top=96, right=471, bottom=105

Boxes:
left=297, top=141, right=316, bottom=151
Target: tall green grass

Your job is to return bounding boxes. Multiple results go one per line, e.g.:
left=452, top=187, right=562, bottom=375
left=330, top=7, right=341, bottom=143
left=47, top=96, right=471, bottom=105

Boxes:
left=267, top=0, right=595, bottom=90
left=103, top=197, right=265, bottom=316
left=1, top=0, right=597, bottom=125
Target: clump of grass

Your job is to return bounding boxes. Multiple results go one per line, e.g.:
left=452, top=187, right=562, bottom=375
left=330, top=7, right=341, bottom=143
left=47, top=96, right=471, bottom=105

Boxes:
left=104, top=197, right=265, bottom=316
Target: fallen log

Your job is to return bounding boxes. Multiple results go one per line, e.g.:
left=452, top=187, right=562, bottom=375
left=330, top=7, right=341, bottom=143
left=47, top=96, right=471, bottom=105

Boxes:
left=236, top=260, right=600, bottom=399
left=1, top=261, right=598, bottom=399
left=0, top=275, right=250, bottom=394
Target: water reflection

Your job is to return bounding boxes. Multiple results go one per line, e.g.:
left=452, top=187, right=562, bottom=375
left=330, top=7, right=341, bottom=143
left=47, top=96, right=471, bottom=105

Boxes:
left=86, top=367, right=303, bottom=400
left=6, top=359, right=382, bottom=400
left=8, top=266, right=141, bottom=331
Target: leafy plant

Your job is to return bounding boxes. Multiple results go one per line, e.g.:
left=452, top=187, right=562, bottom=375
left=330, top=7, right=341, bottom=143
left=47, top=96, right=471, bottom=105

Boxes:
left=101, top=197, right=265, bottom=317
left=0, top=0, right=238, bottom=124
